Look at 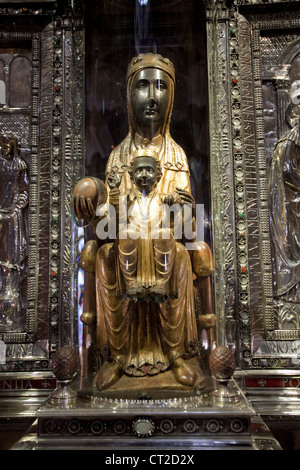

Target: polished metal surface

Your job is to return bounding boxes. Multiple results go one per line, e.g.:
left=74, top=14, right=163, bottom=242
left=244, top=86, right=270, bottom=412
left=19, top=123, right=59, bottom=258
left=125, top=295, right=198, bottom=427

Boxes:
left=206, top=0, right=300, bottom=377
left=10, top=378, right=282, bottom=450
left=0, top=1, right=85, bottom=375
left=236, top=369, right=300, bottom=419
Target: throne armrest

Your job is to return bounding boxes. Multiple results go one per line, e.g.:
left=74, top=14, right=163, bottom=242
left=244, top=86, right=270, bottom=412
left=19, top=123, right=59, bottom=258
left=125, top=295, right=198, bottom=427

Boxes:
left=191, top=241, right=216, bottom=333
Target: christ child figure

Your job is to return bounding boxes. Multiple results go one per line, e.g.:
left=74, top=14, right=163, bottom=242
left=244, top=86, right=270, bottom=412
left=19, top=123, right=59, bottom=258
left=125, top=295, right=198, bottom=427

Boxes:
left=110, top=152, right=179, bottom=303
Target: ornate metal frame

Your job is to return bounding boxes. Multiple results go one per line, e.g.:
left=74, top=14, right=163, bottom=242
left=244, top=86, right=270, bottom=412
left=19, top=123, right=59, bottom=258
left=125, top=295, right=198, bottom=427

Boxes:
left=207, top=0, right=300, bottom=371
left=0, top=2, right=84, bottom=379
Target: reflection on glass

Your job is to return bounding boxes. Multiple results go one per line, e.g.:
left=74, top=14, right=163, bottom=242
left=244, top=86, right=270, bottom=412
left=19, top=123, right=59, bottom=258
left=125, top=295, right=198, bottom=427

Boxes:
left=77, top=227, right=85, bottom=349
left=0, top=80, right=5, bottom=105
left=225, top=316, right=236, bottom=351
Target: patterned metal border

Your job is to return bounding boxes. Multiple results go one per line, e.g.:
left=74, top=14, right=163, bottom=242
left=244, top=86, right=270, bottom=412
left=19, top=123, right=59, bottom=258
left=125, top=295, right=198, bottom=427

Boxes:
left=38, top=415, right=250, bottom=438
left=0, top=31, right=39, bottom=347
left=0, top=1, right=85, bottom=375
left=207, top=1, right=300, bottom=370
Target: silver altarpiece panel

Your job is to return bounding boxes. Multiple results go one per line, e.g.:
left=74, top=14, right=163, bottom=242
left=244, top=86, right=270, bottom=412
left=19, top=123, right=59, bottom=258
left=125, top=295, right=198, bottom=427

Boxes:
left=0, top=2, right=84, bottom=399
left=206, top=0, right=300, bottom=426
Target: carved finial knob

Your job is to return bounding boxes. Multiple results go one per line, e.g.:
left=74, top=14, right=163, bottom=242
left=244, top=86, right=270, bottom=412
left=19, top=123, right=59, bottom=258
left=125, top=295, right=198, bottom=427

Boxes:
left=209, top=345, right=235, bottom=381
left=52, top=346, right=77, bottom=382
left=209, top=345, right=239, bottom=403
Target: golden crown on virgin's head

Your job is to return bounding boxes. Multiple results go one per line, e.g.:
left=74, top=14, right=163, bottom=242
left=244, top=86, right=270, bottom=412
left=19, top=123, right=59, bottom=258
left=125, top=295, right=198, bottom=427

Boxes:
left=127, top=53, right=175, bottom=83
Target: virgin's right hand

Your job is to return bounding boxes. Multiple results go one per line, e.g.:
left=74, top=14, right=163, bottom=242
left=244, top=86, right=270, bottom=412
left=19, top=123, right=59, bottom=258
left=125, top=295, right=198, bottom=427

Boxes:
left=73, top=194, right=96, bottom=220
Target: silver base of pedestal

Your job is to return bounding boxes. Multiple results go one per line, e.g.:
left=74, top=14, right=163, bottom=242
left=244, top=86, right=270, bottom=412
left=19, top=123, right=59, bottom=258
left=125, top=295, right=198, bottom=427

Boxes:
left=211, top=380, right=240, bottom=403
left=48, top=380, right=77, bottom=405
left=11, top=377, right=282, bottom=450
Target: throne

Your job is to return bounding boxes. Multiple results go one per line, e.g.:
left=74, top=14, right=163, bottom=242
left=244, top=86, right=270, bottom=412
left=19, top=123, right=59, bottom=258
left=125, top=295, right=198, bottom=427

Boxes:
left=75, top=174, right=216, bottom=388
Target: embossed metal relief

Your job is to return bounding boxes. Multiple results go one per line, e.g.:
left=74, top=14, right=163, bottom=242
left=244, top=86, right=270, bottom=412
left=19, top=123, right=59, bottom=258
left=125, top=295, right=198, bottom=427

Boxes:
left=206, top=6, right=236, bottom=348
left=0, top=3, right=85, bottom=374
left=0, top=32, right=40, bottom=354
left=0, top=134, right=29, bottom=333
left=38, top=415, right=250, bottom=438
left=261, top=33, right=300, bottom=337
left=248, top=7, right=300, bottom=356
left=207, top=1, right=300, bottom=369
left=0, top=40, right=33, bottom=335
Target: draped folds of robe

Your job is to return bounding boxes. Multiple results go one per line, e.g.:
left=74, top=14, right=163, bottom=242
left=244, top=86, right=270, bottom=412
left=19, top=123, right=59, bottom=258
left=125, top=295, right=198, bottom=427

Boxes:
left=96, top=241, right=198, bottom=376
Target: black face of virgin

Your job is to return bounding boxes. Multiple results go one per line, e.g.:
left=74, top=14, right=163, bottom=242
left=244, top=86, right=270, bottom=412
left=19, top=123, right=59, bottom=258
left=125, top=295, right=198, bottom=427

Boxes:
left=130, top=68, right=171, bottom=139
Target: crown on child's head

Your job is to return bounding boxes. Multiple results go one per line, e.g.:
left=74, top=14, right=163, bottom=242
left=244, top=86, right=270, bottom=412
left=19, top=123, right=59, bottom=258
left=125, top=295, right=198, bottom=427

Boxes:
left=132, top=147, right=159, bottom=159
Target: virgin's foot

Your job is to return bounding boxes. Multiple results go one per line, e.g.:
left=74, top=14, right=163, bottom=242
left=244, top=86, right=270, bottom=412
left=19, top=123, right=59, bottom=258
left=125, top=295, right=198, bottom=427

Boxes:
left=172, top=357, right=196, bottom=387
left=94, top=361, right=122, bottom=391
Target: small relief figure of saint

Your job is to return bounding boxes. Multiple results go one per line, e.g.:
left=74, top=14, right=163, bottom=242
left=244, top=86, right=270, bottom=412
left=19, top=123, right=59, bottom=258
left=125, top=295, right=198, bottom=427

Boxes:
left=269, top=105, right=300, bottom=303
left=0, top=134, right=29, bottom=331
